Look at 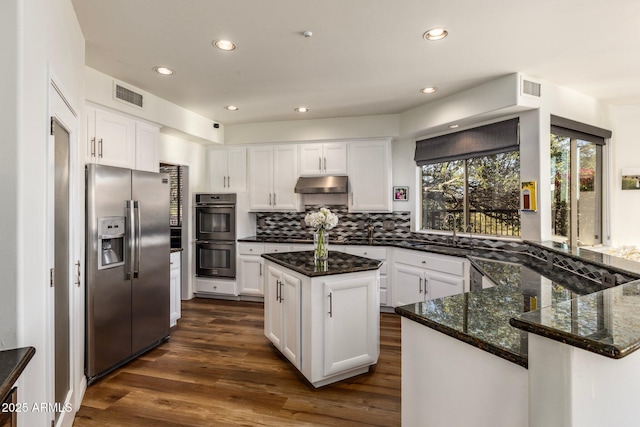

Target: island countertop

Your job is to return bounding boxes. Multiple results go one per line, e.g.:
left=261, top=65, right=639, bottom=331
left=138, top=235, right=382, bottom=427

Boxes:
left=261, top=250, right=382, bottom=277
left=395, top=253, right=605, bottom=368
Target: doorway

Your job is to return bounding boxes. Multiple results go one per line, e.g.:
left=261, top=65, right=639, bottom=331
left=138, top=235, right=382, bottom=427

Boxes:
left=48, top=77, right=79, bottom=427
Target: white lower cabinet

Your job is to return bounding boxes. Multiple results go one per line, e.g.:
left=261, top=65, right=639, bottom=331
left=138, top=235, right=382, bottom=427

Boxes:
left=238, top=243, right=265, bottom=296
left=265, top=265, right=301, bottom=367
left=195, top=278, right=237, bottom=296
left=170, top=251, right=182, bottom=327
left=392, top=249, right=467, bottom=306
left=345, top=246, right=389, bottom=306
left=264, top=260, right=379, bottom=387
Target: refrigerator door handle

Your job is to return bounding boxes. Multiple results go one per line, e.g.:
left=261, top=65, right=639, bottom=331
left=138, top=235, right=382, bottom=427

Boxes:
left=134, top=200, right=141, bottom=278
left=126, top=200, right=136, bottom=280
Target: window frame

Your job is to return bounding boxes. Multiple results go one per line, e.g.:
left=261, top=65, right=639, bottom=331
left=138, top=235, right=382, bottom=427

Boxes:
left=418, top=149, right=521, bottom=238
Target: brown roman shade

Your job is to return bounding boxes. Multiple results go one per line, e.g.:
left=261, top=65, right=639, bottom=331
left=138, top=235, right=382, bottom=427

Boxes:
left=414, top=118, right=519, bottom=166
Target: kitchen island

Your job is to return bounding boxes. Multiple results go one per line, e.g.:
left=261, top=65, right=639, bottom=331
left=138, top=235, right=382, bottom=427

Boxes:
left=396, top=242, right=640, bottom=427
left=261, top=250, right=382, bottom=387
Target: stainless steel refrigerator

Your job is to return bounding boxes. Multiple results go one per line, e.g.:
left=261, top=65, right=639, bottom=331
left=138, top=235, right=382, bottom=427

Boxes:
left=85, top=164, right=170, bottom=383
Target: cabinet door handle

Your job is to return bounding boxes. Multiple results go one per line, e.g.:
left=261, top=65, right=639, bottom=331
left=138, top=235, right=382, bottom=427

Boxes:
left=227, top=176, right=231, bottom=187
left=75, top=260, right=81, bottom=287
left=273, top=193, right=276, bottom=206
left=98, top=138, right=103, bottom=158
left=279, top=280, right=284, bottom=302
left=328, top=292, right=333, bottom=317
left=259, top=263, right=262, bottom=276
left=223, top=176, right=227, bottom=187
left=324, top=157, right=327, bottom=171
left=424, top=278, right=429, bottom=299
left=90, top=137, right=96, bottom=157
left=318, top=157, right=322, bottom=171
left=269, top=193, right=272, bottom=205
left=419, top=277, right=423, bottom=293
left=275, top=279, right=280, bottom=302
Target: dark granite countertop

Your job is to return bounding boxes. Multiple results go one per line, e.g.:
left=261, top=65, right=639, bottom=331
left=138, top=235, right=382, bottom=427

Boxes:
left=0, top=347, right=35, bottom=401
left=239, top=235, right=490, bottom=258
left=526, top=240, right=640, bottom=279
left=170, top=248, right=183, bottom=253
left=511, top=279, right=640, bottom=359
left=395, top=255, right=605, bottom=368
left=261, top=250, right=382, bottom=277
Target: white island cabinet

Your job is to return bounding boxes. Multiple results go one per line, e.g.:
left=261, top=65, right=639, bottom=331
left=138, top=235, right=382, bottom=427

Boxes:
left=263, top=251, right=381, bottom=387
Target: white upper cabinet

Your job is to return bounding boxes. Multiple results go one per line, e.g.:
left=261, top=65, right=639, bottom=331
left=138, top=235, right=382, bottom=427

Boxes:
left=299, top=143, right=347, bottom=176
left=208, top=147, right=247, bottom=192
left=86, top=105, right=136, bottom=169
left=86, top=104, right=160, bottom=172
left=348, top=139, right=392, bottom=212
left=135, top=122, right=160, bottom=172
left=248, top=145, right=299, bottom=211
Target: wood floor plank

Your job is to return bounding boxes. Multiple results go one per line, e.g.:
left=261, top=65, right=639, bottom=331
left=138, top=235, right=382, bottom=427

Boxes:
left=73, top=298, right=401, bottom=426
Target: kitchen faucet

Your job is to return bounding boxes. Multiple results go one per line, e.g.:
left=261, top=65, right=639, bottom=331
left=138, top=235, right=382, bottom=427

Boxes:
left=366, top=219, right=375, bottom=244
left=444, top=213, right=457, bottom=246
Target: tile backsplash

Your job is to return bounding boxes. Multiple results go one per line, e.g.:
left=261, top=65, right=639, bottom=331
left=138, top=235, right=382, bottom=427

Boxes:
left=255, top=205, right=411, bottom=241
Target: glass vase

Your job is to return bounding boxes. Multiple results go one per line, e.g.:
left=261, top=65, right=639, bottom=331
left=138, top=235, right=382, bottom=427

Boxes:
left=314, top=229, right=329, bottom=261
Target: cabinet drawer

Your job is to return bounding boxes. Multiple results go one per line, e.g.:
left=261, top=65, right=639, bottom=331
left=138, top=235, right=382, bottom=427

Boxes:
left=238, top=244, right=265, bottom=255
left=264, top=244, right=291, bottom=253
left=195, top=278, right=237, bottom=295
left=346, top=246, right=387, bottom=260
left=170, top=251, right=181, bottom=269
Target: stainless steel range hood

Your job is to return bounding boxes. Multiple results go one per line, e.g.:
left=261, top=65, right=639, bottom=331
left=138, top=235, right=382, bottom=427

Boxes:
left=294, top=176, right=349, bottom=194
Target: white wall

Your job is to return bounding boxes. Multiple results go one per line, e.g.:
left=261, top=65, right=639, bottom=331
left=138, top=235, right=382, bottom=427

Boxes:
left=15, top=0, right=86, bottom=426
left=158, top=134, right=208, bottom=298
left=224, top=114, right=400, bottom=145
left=85, top=66, right=224, bottom=145
left=0, top=0, right=19, bottom=350
left=608, top=104, right=640, bottom=246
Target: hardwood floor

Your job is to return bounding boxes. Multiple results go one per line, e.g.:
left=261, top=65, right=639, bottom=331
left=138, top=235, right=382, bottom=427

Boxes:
left=73, top=298, right=401, bottom=426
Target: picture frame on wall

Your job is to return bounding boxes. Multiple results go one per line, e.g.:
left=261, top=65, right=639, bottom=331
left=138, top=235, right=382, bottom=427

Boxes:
left=393, top=186, right=408, bottom=201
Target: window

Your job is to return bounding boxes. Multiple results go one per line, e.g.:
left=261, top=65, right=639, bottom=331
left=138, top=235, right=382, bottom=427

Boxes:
left=159, top=163, right=184, bottom=227
left=415, top=118, right=521, bottom=237
left=550, top=116, right=609, bottom=246
left=421, top=151, right=521, bottom=236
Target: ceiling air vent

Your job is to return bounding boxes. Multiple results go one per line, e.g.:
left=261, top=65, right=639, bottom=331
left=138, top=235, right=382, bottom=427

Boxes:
left=522, top=79, right=541, bottom=97
left=114, top=83, right=144, bottom=108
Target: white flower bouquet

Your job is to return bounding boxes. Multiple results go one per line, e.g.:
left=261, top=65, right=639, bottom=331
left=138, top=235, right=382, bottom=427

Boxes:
left=304, top=208, right=338, bottom=261
left=304, top=207, right=339, bottom=230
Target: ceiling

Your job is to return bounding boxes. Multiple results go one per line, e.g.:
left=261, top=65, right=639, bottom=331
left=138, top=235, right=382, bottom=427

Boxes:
left=72, top=0, right=640, bottom=126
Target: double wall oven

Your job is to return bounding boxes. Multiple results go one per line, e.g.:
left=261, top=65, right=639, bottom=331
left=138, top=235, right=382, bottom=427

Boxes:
left=195, top=193, right=236, bottom=278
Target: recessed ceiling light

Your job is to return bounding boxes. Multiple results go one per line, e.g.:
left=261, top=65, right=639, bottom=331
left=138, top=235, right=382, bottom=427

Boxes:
left=213, top=39, right=237, bottom=51
left=153, top=66, right=174, bottom=75
left=423, top=28, right=448, bottom=41
left=420, top=87, right=437, bottom=94
left=225, top=105, right=239, bottom=111
left=295, top=107, right=309, bottom=113
left=449, top=124, right=459, bottom=129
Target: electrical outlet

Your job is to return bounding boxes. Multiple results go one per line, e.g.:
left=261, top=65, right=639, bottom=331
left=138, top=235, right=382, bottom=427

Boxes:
left=383, top=220, right=395, bottom=230
left=357, top=220, right=366, bottom=229
left=257, top=218, right=266, bottom=227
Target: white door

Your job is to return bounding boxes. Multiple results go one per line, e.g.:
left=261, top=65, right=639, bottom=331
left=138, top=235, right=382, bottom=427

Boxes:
left=323, top=275, right=377, bottom=376
left=94, top=108, right=135, bottom=169
left=208, top=150, right=229, bottom=191
left=248, top=146, right=274, bottom=210
left=323, top=143, right=348, bottom=175
left=273, top=145, right=299, bottom=210
left=394, top=263, right=426, bottom=306
left=426, top=271, right=465, bottom=300
left=299, top=144, right=324, bottom=175
left=281, top=272, right=301, bottom=368
left=226, top=147, right=247, bottom=192
left=264, top=266, right=283, bottom=348
left=238, top=255, right=263, bottom=296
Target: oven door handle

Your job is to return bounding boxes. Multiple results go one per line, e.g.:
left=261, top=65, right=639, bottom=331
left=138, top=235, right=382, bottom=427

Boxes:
left=196, top=240, right=235, bottom=245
